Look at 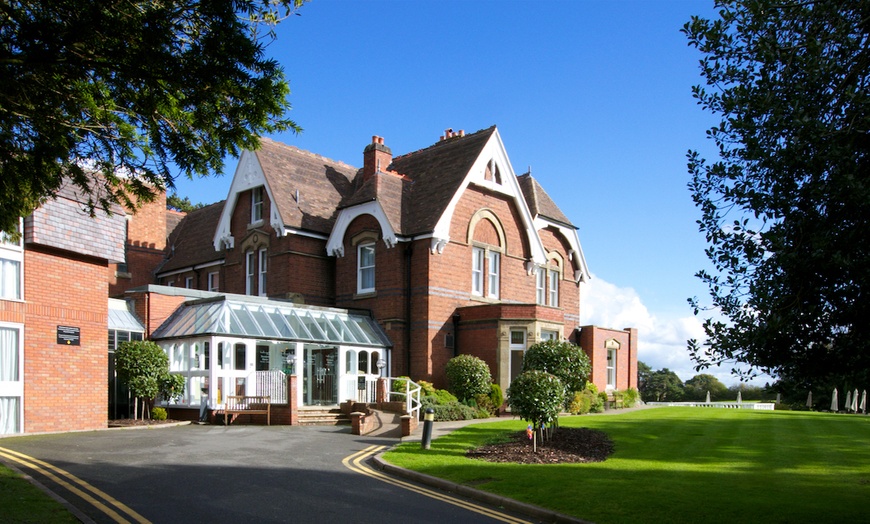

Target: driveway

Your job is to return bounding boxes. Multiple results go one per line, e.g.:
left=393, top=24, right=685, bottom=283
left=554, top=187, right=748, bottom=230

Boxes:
left=0, top=423, right=537, bottom=524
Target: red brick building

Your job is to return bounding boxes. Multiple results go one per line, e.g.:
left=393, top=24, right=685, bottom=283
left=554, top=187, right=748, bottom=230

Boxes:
left=145, top=127, right=634, bottom=397
left=1, top=126, right=638, bottom=433
left=1, top=183, right=126, bottom=434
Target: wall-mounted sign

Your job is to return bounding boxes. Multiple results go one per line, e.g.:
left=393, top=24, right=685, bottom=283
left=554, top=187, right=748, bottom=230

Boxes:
left=57, top=325, right=80, bottom=346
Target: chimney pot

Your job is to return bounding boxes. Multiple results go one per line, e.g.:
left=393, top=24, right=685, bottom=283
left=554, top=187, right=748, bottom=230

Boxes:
left=372, top=135, right=379, bottom=144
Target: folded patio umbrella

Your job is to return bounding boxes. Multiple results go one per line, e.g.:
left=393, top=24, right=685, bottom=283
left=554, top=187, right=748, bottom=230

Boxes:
left=861, top=390, right=867, bottom=414
left=806, top=391, right=812, bottom=408
left=845, top=390, right=853, bottom=412
left=852, top=389, right=859, bottom=412
left=831, top=388, right=838, bottom=412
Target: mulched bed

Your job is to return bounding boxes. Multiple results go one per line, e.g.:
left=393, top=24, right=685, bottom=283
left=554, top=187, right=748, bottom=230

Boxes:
left=466, top=427, right=614, bottom=464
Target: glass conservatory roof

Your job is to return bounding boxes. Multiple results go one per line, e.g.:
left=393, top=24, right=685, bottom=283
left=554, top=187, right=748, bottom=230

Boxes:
left=150, top=295, right=391, bottom=348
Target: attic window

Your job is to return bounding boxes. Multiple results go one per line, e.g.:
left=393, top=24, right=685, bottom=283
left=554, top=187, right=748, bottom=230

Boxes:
left=484, top=159, right=502, bottom=184
left=251, top=186, right=264, bottom=223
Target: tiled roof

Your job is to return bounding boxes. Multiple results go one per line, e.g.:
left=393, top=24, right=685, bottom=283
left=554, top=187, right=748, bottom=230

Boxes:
left=158, top=201, right=225, bottom=273
left=390, top=126, right=496, bottom=235
left=517, top=173, right=574, bottom=227
left=256, top=138, right=358, bottom=234
left=166, top=209, right=186, bottom=238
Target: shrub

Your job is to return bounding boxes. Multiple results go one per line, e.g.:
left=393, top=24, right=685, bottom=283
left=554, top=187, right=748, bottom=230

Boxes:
left=431, top=401, right=478, bottom=421
left=623, top=387, right=640, bottom=408
left=568, top=390, right=593, bottom=415
left=522, top=340, right=591, bottom=396
left=489, top=383, right=504, bottom=412
left=473, top=393, right=495, bottom=417
left=507, top=370, right=565, bottom=430
left=433, top=388, right=458, bottom=405
left=417, top=380, right=437, bottom=397
left=151, top=407, right=168, bottom=421
left=391, top=376, right=410, bottom=394
left=596, top=391, right=608, bottom=412
left=445, top=355, right=492, bottom=401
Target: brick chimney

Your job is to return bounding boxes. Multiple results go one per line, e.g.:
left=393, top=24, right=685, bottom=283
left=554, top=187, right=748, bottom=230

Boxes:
left=363, top=135, right=392, bottom=183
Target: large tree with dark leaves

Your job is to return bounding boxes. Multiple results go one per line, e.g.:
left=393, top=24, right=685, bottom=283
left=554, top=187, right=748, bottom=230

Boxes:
left=684, top=0, right=870, bottom=386
left=0, top=1, right=304, bottom=237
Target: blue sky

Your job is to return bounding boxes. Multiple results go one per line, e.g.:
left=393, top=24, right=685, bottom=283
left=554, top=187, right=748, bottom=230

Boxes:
left=173, top=1, right=766, bottom=386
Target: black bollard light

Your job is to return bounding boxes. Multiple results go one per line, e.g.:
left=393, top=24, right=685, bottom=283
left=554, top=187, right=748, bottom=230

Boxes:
left=421, top=408, right=435, bottom=449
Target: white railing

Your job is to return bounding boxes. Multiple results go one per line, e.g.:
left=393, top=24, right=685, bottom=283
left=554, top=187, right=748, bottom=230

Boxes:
left=345, top=375, right=379, bottom=403
left=254, top=370, right=287, bottom=404
left=648, top=401, right=775, bottom=410
left=387, top=377, right=422, bottom=420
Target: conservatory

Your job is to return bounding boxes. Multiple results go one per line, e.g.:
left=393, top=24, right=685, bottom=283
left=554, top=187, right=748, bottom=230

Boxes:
left=149, top=294, right=392, bottom=411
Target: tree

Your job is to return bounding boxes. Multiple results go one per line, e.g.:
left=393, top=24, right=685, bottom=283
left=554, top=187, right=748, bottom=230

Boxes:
left=637, top=360, right=652, bottom=394
left=684, top=0, right=870, bottom=386
left=0, top=1, right=305, bottom=239
left=642, top=368, right=684, bottom=402
left=445, top=354, right=492, bottom=402
left=522, top=339, right=591, bottom=396
left=167, top=194, right=206, bottom=213
left=507, top=370, right=565, bottom=450
left=115, top=340, right=184, bottom=419
left=684, top=373, right=729, bottom=401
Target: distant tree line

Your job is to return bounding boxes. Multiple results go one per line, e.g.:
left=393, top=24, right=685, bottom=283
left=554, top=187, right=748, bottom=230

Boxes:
left=638, top=361, right=768, bottom=403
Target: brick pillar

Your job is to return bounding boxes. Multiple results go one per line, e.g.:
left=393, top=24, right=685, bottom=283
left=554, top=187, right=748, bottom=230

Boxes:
left=376, top=378, right=387, bottom=403
left=288, top=375, right=298, bottom=425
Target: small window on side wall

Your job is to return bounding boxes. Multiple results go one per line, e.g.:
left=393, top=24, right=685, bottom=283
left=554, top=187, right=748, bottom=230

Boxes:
left=357, top=243, right=375, bottom=294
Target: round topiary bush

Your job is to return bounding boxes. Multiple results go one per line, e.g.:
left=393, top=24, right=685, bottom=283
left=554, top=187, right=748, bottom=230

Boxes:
left=522, top=340, right=590, bottom=395
left=507, top=370, right=565, bottom=430
left=445, top=354, right=492, bottom=401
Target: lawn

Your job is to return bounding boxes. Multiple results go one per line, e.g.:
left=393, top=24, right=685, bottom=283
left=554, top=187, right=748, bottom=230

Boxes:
left=0, top=463, right=78, bottom=523
left=383, top=408, right=870, bottom=524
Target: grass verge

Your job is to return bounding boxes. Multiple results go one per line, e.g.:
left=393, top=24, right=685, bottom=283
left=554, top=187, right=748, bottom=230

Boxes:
left=383, top=408, right=870, bottom=524
left=0, top=462, right=78, bottom=523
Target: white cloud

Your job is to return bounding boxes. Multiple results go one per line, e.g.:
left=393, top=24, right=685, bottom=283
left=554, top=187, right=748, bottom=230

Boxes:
left=579, top=275, right=769, bottom=387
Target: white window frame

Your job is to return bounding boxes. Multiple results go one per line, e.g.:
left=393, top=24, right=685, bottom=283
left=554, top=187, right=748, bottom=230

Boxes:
left=548, top=268, right=559, bottom=306
left=541, top=329, right=559, bottom=341
left=606, top=348, right=617, bottom=390
left=0, top=322, right=24, bottom=435
left=487, top=251, right=500, bottom=299
left=357, top=242, right=375, bottom=294
left=185, top=276, right=194, bottom=289
left=251, top=186, right=264, bottom=223
left=0, top=218, right=23, bottom=302
left=535, top=267, right=545, bottom=305
left=207, top=271, right=219, bottom=292
left=258, top=248, right=268, bottom=297
left=245, top=250, right=256, bottom=295
left=471, top=247, right=484, bottom=296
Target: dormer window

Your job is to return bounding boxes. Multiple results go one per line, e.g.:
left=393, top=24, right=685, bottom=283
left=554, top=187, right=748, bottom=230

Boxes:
left=357, top=242, right=375, bottom=294
left=251, top=186, right=264, bottom=223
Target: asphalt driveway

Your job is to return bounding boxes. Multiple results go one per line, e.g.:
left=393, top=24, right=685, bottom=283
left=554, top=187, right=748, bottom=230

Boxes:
left=0, top=423, right=535, bottom=524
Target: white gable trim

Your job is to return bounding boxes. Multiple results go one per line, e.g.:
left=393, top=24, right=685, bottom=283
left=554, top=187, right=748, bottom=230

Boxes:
left=430, top=129, right=548, bottom=266
left=326, top=200, right=399, bottom=257
left=533, top=216, right=591, bottom=283
left=213, top=150, right=285, bottom=250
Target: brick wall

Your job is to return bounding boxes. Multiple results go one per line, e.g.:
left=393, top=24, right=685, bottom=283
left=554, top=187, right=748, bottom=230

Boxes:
left=578, top=325, right=638, bottom=392
left=23, top=246, right=109, bottom=433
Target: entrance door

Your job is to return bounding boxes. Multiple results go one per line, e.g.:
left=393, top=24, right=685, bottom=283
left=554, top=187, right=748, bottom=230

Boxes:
left=304, top=346, right=337, bottom=405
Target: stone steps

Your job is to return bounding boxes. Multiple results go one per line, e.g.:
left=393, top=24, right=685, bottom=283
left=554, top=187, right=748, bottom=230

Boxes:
left=297, top=407, right=350, bottom=426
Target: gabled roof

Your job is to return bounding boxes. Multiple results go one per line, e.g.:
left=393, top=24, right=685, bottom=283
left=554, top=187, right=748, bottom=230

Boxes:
left=158, top=201, right=225, bottom=274
left=391, top=126, right=497, bottom=235
left=256, top=137, right=358, bottom=235
left=517, top=173, right=574, bottom=228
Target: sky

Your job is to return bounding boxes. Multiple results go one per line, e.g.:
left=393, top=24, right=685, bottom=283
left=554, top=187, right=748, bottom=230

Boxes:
left=173, top=0, right=770, bottom=387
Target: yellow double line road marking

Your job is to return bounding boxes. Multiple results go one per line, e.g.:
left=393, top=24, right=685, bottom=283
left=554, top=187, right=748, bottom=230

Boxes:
left=0, top=446, right=150, bottom=524
left=342, top=445, right=531, bottom=524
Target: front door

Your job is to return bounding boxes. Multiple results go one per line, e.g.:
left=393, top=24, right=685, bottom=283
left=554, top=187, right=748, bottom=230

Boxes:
left=304, top=345, right=337, bottom=405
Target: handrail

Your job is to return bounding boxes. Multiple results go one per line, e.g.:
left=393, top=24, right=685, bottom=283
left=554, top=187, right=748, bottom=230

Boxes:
left=386, top=377, right=422, bottom=420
